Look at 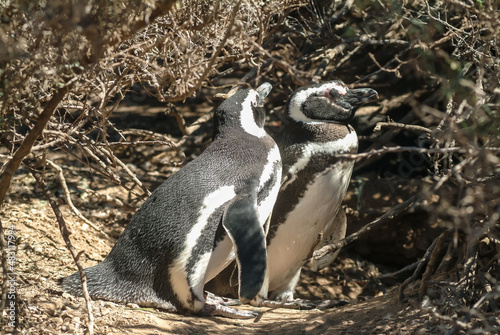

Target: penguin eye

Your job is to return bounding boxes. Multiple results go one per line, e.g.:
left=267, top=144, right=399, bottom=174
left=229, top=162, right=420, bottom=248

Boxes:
left=252, top=100, right=258, bottom=107
left=327, top=89, right=342, bottom=100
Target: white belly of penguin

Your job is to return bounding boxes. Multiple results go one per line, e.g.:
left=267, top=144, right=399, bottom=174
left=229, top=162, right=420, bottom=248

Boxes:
left=267, top=160, right=354, bottom=292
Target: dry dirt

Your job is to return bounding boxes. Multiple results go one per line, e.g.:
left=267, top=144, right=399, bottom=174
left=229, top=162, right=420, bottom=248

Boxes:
left=1, top=177, right=437, bottom=334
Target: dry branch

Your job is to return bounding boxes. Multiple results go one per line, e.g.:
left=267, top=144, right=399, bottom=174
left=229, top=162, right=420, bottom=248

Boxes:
left=399, top=234, right=440, bottom=302
left=337, top=146, right=468, bottom=162
left=374, top=122, right=432, bottom=134
left=165, top=1, right=242, bottom=102
left=0, top=87, right=69, bottom=326
left=46, top=160, right=106, bottom=234
left=419, top=230, right=450, bottom=300
left=29, top=167, right=95, bottom=335
left=0, top=87, right=69, bottom=208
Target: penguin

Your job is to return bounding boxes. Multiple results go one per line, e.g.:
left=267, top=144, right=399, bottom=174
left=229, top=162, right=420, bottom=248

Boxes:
left=62, top=83, right=282, bottom=318
left=206, top=81, right=378, bottom=307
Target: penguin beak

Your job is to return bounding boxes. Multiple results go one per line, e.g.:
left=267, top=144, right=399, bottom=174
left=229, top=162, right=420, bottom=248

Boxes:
left=256, top=82, right=272, bottom=107
left=329, top=87, right=378, bottom=124
left=342, top=88, right=378, bottom=106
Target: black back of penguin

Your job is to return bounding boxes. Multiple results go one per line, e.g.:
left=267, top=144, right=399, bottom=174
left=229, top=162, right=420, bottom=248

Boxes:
left=62, top=84, right=282, bottom=314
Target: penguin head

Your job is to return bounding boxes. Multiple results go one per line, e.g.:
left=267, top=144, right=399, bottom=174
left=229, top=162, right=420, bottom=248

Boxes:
left=286, top=81, right=378, bottom=124
left=214, top=83, right=272, bottom=137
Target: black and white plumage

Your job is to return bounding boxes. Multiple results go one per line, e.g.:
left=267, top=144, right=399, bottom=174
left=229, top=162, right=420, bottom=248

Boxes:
left=206, top=81, right=377, bottom=305
left=62, top=83, right=282, bottom=318
left=265, top=81, right=377, bottom=302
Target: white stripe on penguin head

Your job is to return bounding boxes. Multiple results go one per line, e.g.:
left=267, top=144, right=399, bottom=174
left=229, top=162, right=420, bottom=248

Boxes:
left=288, top=82, right=347, bottom=123
left=240, top=90, right=266, bottom=138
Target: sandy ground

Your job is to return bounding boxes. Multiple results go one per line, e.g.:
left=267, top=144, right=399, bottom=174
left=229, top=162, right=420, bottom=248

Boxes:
left=0, top=178, right=436, bottom=334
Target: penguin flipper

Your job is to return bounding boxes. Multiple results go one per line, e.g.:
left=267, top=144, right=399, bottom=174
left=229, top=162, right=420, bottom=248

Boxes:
left=222, top=194, right=267, bottom=302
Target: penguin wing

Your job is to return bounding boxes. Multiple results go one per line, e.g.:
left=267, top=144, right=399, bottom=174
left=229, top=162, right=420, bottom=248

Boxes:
left=221, top=189, right=267, bottom=302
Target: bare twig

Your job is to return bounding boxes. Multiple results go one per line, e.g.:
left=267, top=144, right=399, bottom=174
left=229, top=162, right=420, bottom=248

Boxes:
left=421, top=296, right=473, bottom=333
left=456, top=240, right=479, bottom=303
left=163, top=0, right=242, bottom=102
left=46, top=159, right=107, bottom=235
left=174, top=112, right=214, bottom=148
left=76, top=141, right=123, bottom=186
left=0, top=87, right=69, bottom=209
left=355, top=45, right=413, bottom=83
left=325, top=0, right=354, bottom=26
left=104, top=140, right=175, bottom=147
left=170, top=108, right=188, bottom=135
left=374, top=122, right=432, bottom=134
left=58, top=144, right=146, bottom=200
left=0, top=87, right=69, bottom=322
left=419, top=230, right=450, bottom=299
left=29, top=167, right=95, bottom=335
left=94, top=145, right=151, bottom=197
left=399, top=234, right=441, bottom=302
left=252, top=41, right=311, bottom=86
left=83, top=189, right=135, bottom=212
left=376, top=261, right=419, bottom=284
left=337, top=146, right=466, bottom=162
left=312, top=44, right=347, bottom=80
left=120, top=128, right=184, bottom=160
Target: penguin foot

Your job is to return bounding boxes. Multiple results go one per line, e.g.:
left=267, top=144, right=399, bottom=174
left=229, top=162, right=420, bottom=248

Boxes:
left=199, top=303, right=259, bottom=319
left=205, top=291, right=242, bottom=306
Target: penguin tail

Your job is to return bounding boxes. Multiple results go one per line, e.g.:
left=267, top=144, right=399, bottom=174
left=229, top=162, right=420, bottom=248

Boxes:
left=60, top=263, right=113, bottom=299
left=60, top=262, right=177, bottom=312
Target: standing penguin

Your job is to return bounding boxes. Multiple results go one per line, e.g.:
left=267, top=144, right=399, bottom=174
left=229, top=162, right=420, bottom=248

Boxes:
left=206, top=81, right=377, bottom=306
left=265, top=81, right=378, bottom=303
left=62, top=83, right=282, bottom=318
